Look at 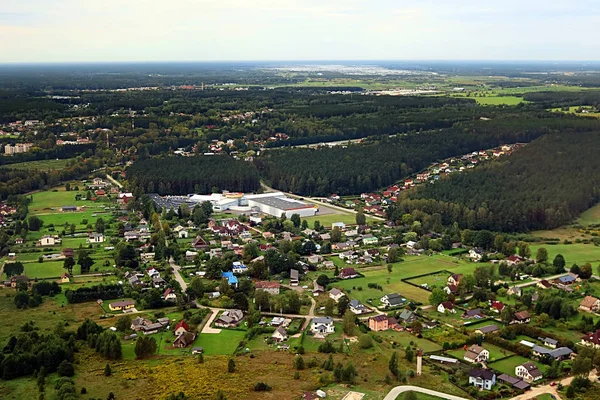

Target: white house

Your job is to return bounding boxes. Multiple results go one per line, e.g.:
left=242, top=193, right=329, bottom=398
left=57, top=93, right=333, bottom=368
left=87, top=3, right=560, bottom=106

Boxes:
left=469, top=369, right=496, bottom=390
left=178, top=230, right=189, bottom=239
left=271, top=326, right=288, bottom=342
left=163, top=288, right=177, bottom=301
left=311, top=317, right=335, bottom=335
left=37, top=235, right=60, bottom=246
left=329, top=288, right=345, bottom=302
left=437, top=301, right=456, bottom=314
left=232, top=261, right=248, bottom=274
left=464, top=345, right=489, bottom=363
left=515, top=362, right=543, bottom=382
left=87, top=233, right=106, bottom=244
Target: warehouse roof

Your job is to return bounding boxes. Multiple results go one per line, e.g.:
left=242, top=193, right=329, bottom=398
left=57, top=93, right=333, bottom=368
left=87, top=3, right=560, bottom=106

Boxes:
left=249, top=196, right=314, bottom=211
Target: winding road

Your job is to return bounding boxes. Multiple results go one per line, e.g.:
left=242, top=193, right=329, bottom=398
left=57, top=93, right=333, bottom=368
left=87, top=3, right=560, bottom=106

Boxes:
left=382, top=385, right=468, bottom=400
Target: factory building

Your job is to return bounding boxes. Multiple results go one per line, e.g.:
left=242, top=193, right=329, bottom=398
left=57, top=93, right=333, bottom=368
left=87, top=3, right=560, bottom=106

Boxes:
left=245, top=193, right=317, bottom=218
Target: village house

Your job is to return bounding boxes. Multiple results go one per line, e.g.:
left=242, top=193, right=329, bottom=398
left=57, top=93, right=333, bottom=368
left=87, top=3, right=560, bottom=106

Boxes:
left=542, top=337, right=558, bottom=348
left=174, top=320, right=190, bottom=336
left=515, top=362, right=543, bottom=382
left=173, top=331, right=197, bottom=348
left=290, top=269, right=299, bottom=286
left=109, top=300, right=135, bottom=312
left=437, top=301, right=456, bottom=314
left=163, top=288, right=177, bottom=302
left=462, top=308, right=485, bottom=319
left=469, top=369, right=496, bottom=390
left=339, top=267, right=358, bottom=279
left=215, top=309, right=244, bottom=328
left=447, top=274, right=463, bottom=286
left=60, top=273, right=71, bottom=284
left=581, top=329, right=600, bottom=349
left=61, top=248, right=74, bottom=258
left=532, top=346, right=573, bottom=360
left=349, top=299, right=369, bottom=314
left=37, top=235, right=61, bottom=246
left=329, top=288, right=345, bottom=302
left=255, top=281, right=281, bottom=295
left=369, top=315, right=389, bottom=332
left=475, top=325, right=499, bottom=336
left=490, top=301, right=505, bottom=313
left=511, top=311, right=531, bottom=325
left=271, top=326, right=288, bottom=342
left=537, top=280, right=552, bottom=289
left=397, top=309, right=417, bottom=325
left=507, top=286, right=522, bottom=297
left=311, top=317, right=335, bottom=335
left=10, top=275, right=29, bottom=288
left=464, top=345, right=490, bottom=363
left=87, top=233, right=106, bottom=244
left=380, top=293, right=405, bottom=308
left=579, top=296, right=600, bottom=313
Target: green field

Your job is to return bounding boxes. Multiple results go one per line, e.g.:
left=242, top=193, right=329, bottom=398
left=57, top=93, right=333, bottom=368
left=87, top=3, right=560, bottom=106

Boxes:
left=405, top=271, right=451, bottom=290
left=23, top=260, right=67, bottom=279
left=577, top=203, right=600, bottom=226
left=488, top=355, right=546, bottom=376
left=376, top=330, right=442, bottom=353
left=474, top=96, right=524, bottom=105
left=529, top=243, right=600, bottom=266
left=302, top=212, right=376, bottom=228
left=192, top=330, right=246, bottom=355
left=1, top=158, right=71, bottom=171
left=447, top=342, right=513, bottom=363
left=320, top=255, right=475, bottom=305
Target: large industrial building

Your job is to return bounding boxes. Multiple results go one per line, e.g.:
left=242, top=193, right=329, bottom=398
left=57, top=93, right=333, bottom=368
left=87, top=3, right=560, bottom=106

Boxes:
left=154, top=191, right=318, bottom=218
left=245, top=193, right=317, bottom=218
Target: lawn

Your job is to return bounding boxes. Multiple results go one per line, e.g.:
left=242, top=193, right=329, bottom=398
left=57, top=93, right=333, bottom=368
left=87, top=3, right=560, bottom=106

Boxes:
left=488, top=355, right=546, bottom=376
left=23, top=260, right=66, bottom=279
left=447, top=342, right=513, bottom=363
left=529, top=243, right=600, bottom=266
left=192, top=330, right=246, bottom=355
left=375, top=330, right=442, bottom=353
left=474, top=96, right=524, bottom=105
left=405, top=271, right=451, bottom=290
left=577, top=203, right=600, bottom=226
left=302, top=213, right=363, bottom=228
left=324, top=255, right=474, bottom=305
left=29, top=188, right=87, bottom=213
left=395, top=392, right=447, bottom=400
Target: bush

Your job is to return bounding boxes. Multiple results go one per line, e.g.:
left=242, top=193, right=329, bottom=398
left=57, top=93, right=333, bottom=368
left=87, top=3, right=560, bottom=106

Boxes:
left=57, top=360, right=75, bottom=377
left=358, top=335, right=373, bottom=349
left=253, top=382, right=272, bottom=392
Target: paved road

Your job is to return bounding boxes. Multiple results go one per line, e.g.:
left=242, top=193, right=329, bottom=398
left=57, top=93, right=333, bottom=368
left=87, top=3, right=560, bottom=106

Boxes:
left=511, top=370, right=598, bottom=400
left=105, top=174, right=123, bottom=189
left=383, top=385, right=468, bottom=400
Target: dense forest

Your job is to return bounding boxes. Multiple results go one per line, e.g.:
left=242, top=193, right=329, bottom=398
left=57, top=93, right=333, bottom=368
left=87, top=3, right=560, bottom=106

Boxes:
left=395, top=132, right=600, bottom=232
left=523, top=90, right=600, bottom=109
left=257, top=113, right=600, bottom=196
left=127, top=155, right=260, bottom=195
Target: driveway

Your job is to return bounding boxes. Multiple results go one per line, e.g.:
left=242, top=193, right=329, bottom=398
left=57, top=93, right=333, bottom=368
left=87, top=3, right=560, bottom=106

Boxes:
left=383, top=385, right=468, bottom=400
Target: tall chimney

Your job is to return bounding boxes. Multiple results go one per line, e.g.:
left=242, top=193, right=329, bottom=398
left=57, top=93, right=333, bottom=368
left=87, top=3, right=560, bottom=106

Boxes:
left=416, top=348, right=423, bottom=376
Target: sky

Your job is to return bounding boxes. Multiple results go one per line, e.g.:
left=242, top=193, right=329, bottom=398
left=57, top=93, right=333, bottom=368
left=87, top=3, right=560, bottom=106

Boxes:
left=1, top=0, right=599, bottom=63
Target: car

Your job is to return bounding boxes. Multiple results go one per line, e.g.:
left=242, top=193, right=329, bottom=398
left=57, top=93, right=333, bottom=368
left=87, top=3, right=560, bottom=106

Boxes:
left=550, top=382, right=556, bottom=387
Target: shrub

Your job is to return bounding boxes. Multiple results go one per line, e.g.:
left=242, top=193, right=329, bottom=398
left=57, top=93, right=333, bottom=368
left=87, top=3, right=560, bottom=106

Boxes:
left=253, top=382, right=272, bottom=392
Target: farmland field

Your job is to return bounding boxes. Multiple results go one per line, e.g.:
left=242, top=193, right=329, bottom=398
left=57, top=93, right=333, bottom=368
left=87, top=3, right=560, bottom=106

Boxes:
left=577, top=203, right=600, bottom=226
left=488, top=355, right=546, bottom=376
left=529, top=243, right=600, bottom=266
